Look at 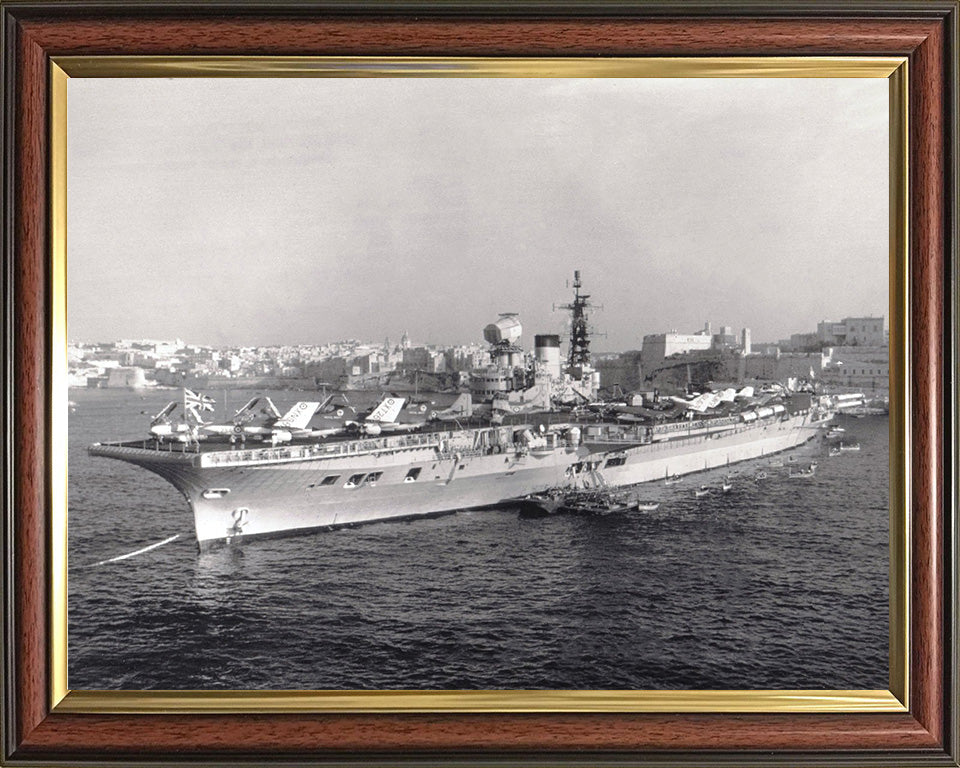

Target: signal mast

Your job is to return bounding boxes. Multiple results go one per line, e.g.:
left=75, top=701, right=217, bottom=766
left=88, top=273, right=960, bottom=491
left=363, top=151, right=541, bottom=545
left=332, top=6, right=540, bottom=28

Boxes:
left=556, top=270, right=600, bottom=374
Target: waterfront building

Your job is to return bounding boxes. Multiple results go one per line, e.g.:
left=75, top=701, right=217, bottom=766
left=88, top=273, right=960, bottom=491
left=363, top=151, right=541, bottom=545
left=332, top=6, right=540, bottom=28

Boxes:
left=640, top=321, right=752, bottom=380
left=817, top=316, right=886, bottom=347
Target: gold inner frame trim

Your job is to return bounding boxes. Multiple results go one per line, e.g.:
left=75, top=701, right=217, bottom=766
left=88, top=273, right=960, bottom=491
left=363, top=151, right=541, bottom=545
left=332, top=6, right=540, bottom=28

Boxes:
left=49, top=55, right=910, bottom=715
left=53, top=55, right=905, bottom=78
left=886, top=61, right=910, bottom=707
left=50, top=61, right=69, bottom=711
left=57, top=688, right=903, bottom=715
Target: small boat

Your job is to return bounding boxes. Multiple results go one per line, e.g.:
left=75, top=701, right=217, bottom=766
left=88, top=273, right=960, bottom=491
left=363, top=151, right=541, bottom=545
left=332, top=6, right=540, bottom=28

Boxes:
left=695, top=485, right=711, bottom=498
left=516, top=490, right=565, bottom=518
left=768, top=458, right=784, bottom=468
left=826, top=427, right=845, bottom=439
left=562, top=490, right=638, bottom=516
left=839, top=442, right=861, bottom=452
left=721, top=482, right=733, bottom=492
left=754, top=471, right=768, bottom=482
left=829, top=447, right=842, bottom=457
left=789, top=466, right=816, bottom=479
left=664, top=474, right=683, bottom=486
left=636, top=502, right=660, bottom=512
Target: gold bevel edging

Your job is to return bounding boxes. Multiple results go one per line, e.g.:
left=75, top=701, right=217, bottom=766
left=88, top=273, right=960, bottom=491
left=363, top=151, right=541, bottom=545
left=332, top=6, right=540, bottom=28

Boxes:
left=52, top=55, right=906, bottom=79
left=887, top=60, right=910, bottom=708
left=50, top=61, right=69, bottom=709
left=48, top=55, right=910, bottom=715
left=56, top=689, right=904, bottom=715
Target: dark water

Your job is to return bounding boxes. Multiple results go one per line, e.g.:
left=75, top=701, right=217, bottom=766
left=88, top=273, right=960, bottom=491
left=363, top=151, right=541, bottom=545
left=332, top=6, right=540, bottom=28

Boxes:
left=68, top=388, right=889, bottom=690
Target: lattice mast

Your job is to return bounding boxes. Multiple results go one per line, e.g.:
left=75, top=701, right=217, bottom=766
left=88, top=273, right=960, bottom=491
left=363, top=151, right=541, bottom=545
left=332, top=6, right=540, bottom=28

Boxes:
left=556, top=270, right=596, bottom=371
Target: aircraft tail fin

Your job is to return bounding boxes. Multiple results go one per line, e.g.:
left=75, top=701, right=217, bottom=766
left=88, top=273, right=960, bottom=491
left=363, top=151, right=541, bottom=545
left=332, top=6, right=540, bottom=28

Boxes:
left=274, top=402, right=321, bottom=430
left=443, top=393, right=472, bottom=418
left=366, top=397, right=405, bottom=424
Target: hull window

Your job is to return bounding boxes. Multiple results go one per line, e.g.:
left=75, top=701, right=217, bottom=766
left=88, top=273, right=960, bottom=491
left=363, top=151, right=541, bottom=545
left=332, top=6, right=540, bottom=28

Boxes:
left=344, top=473, right=365, bottom=489
left=308, top=475, right=341, bottom=490
left=404, top=467, right=422, bottom=482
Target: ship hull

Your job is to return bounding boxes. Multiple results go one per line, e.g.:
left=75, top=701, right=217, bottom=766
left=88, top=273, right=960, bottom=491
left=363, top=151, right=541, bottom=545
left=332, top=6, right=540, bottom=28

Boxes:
left=90, top=432, right=585, bottom=551
left=584, top=413, right=822, bottom=486
left=90, top=410, right=826, bottom=551
left=191, top=453, right=580, bottom=549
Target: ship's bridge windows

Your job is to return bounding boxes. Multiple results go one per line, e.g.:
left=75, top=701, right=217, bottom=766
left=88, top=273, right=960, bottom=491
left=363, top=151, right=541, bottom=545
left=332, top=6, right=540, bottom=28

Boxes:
left=404, top=467, right=421, bottom=483
left=364, top=471, right=383, bottom=485
left=344, top=473, right=366, bottom=489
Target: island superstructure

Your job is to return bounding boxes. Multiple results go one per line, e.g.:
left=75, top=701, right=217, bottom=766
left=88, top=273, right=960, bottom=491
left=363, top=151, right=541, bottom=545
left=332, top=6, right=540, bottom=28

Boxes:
left=89, top=272, right=839, bottom=551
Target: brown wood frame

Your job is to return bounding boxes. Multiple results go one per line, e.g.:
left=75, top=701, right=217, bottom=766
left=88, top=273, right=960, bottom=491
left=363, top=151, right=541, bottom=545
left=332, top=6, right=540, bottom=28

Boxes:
left=2, top=2, right=957, bottom=765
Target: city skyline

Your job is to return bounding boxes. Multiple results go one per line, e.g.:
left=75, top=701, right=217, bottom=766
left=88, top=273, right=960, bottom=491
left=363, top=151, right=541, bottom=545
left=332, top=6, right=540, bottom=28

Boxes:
left=68, top=77, right=888, bottom=349
left=68, top=305, right=888, bottom=355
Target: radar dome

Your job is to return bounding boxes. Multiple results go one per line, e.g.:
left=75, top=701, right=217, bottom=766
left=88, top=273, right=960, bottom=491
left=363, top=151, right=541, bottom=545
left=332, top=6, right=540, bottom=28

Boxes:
left=483, top=315, right=522, bottom=345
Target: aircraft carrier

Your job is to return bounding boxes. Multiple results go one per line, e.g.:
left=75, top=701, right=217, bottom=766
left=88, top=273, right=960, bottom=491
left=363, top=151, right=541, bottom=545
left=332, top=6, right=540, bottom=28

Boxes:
left=89, top=397, right=829, bottom=551
left=89, top=274, right=836, bottom=551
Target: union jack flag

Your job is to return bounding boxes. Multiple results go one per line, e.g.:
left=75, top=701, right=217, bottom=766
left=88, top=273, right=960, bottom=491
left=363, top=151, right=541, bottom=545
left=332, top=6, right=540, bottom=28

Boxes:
left=183, top=388, right=216, bottom=414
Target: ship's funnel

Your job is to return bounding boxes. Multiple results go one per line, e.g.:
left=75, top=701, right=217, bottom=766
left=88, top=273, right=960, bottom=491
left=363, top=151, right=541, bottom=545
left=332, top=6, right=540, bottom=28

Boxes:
left=534, top=334, right=562, bottom=379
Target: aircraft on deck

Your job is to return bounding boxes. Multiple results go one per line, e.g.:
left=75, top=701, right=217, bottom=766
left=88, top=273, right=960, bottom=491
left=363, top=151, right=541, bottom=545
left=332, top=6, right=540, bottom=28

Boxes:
left=148, top=401, right=196, bottom=442
left=310, top=396, right=428, bottom=438
left=199, top=396, right=325, bottom=444
left=429, top=393, right=474, bottom=422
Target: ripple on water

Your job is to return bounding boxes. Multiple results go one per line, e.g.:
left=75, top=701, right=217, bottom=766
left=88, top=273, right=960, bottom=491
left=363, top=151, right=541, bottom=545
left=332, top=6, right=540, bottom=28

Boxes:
left=69, top=390, right=889, bottom=690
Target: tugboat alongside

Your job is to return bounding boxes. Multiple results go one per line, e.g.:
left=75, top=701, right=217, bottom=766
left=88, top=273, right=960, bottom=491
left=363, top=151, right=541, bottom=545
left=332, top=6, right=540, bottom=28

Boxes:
left=90, top=272, right=836, bottom=551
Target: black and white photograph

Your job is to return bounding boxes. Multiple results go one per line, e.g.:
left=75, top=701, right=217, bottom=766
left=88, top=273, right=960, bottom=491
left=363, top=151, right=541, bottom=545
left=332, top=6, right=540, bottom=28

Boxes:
left=67, top=74, right=890, bottom=692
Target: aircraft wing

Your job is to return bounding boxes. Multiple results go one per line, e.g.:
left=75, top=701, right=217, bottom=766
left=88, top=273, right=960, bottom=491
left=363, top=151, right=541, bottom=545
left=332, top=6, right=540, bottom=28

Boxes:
left=150, top=401, right=177, bottom=425
left=232, top=397, right=261, bottom=421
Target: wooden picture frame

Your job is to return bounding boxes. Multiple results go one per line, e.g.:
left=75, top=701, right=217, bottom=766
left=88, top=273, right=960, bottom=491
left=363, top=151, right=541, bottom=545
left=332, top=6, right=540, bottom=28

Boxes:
left=2, top=2, right=957, bottom=765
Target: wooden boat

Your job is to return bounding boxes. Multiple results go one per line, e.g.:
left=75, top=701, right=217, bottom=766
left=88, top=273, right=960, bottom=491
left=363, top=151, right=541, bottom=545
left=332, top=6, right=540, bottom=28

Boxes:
left=561, top=489, right=639, bottom=516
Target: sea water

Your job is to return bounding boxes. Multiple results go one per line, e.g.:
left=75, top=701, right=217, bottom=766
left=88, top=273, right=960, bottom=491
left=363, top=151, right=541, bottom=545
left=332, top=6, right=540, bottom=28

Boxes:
left=68, top=387, right=888, bottom=690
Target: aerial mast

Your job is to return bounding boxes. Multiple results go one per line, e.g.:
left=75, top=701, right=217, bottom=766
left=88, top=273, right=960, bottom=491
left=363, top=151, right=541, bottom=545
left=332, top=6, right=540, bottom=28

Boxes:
left=558, top=270, right=594, bottom=372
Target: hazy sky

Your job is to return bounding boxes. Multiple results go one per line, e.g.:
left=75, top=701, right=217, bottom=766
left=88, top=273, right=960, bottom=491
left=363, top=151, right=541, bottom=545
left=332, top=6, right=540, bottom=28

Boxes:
left=68, top=77, right=888, bottom=350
